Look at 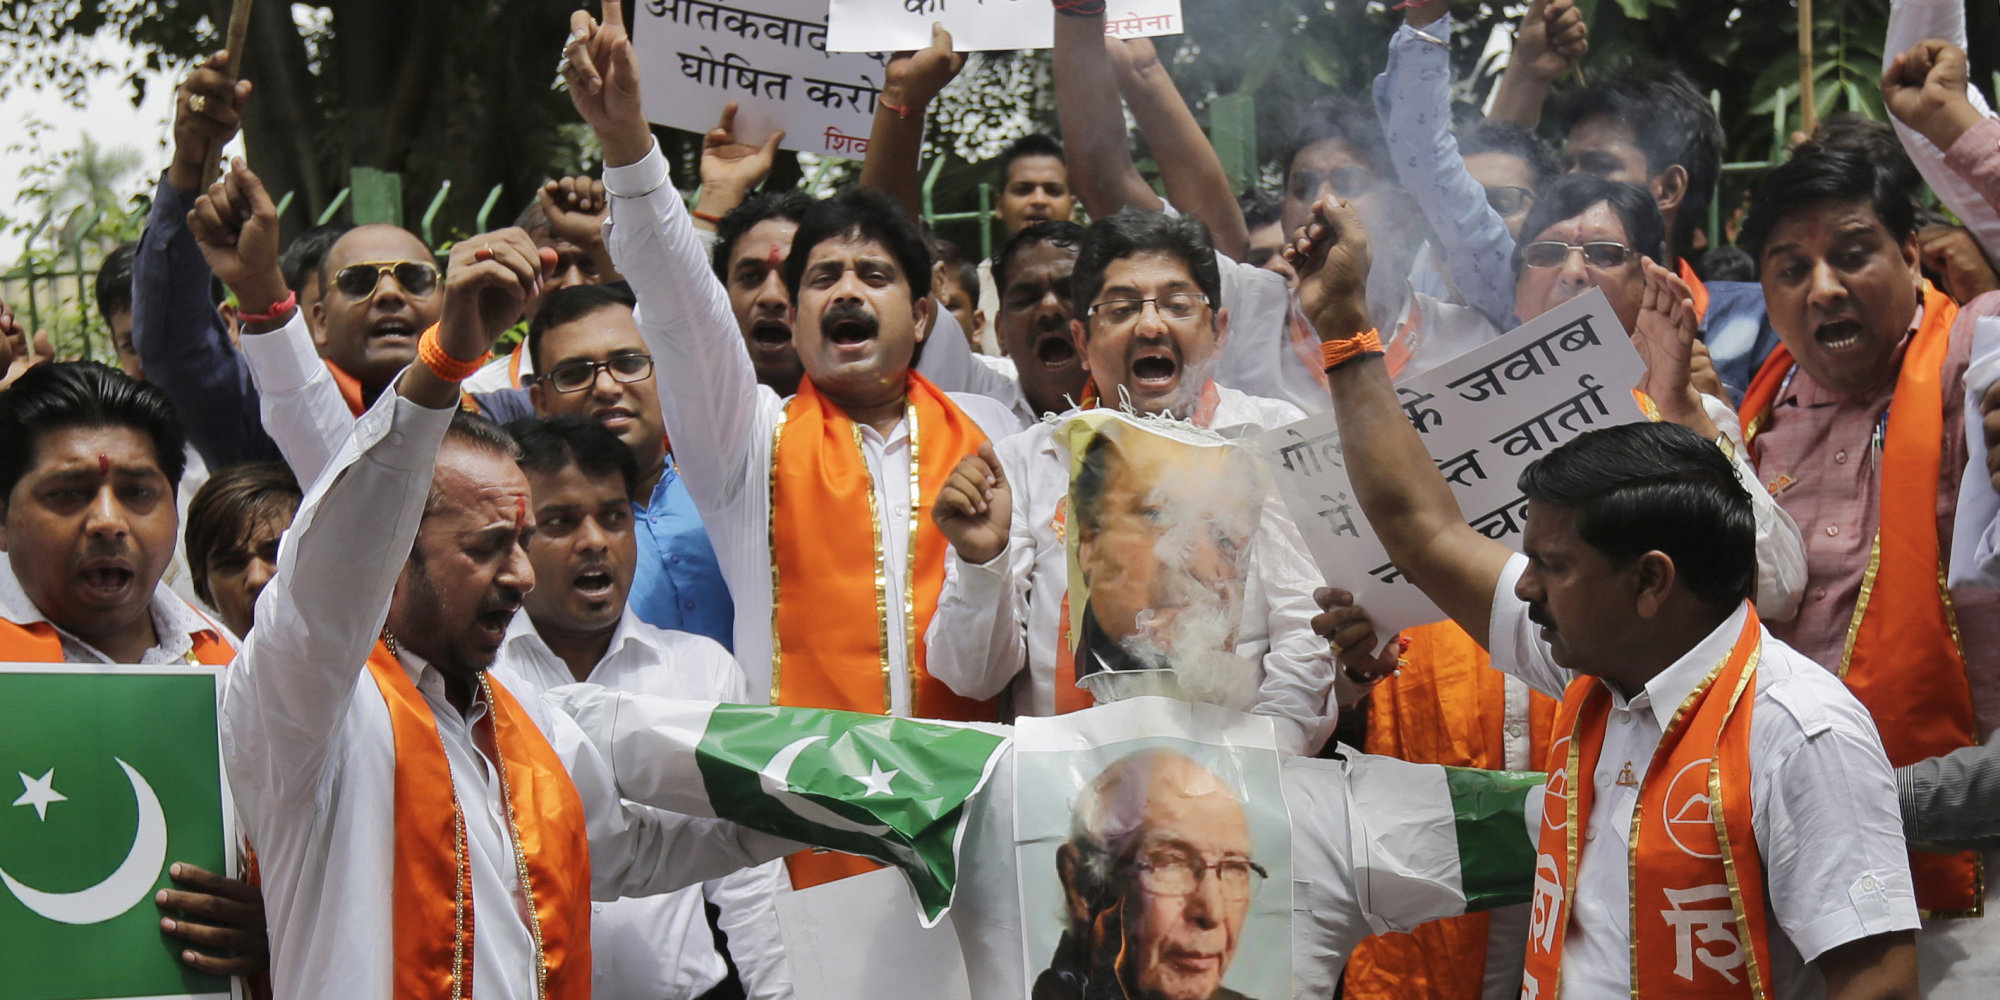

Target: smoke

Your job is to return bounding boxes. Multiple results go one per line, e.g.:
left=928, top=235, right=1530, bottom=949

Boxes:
left=1358, top=192, right=1430, bottom=335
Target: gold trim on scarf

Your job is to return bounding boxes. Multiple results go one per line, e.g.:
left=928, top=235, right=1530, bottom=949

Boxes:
left=1710, top=644, right=1768, bottom=1000
left=481, top=672, right=550, bottom=1000
left=768, top=407, right=790, bottom=705
left=1560, top=728, right=1585, bottom=1000
left=1837, top=535, right=1884, bottom=678
left=903, top=401, right=921, bottom=714
left=856, top=420, right=892, bottom=712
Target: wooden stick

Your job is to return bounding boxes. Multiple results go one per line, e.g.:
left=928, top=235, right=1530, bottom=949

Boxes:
left=1797, top=0, right=1816, bottom=139
left=199, top=0, right=257, bottom=189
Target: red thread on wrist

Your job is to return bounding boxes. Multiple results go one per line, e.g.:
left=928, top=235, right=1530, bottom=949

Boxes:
left=237, top=290, right=298, bottom=325
left=880, top=100, right=914, bottom=120
left=1052, top=0, right=1108, bottom=16
left=690, top=209, right=724, bottom=224
left=1321, top=330, right=1384, bottom=372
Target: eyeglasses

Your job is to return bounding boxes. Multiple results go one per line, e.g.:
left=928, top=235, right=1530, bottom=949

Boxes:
left=1086, top=292, right=1211, bottom=328
left=1124, top=846, right=1268, bottom=900
left=1485, top=186, right=1535, bottom=216
left=541, top=354, right=655, bottom=393
left=1520, top=241, right=1640, bottom=270
left=333, top=260, right=441, bottom=300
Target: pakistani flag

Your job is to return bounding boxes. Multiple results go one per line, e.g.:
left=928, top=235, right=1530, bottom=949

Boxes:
left=0, top=664, right=232, bottom=1000
left=553, top=689, right=1009, bottom=924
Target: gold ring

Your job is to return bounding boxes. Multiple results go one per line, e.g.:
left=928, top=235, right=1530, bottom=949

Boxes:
left=188, top=93, right=208, bottom=114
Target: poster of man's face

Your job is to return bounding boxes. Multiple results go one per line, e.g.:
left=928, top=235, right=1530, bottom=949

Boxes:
left=1015, top=701, right=1291, bottom=1000
left=1060, top=413, right=1269, bottom=707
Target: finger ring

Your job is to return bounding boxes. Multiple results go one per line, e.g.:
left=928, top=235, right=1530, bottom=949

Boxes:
left=556, top=54, right=573, bottom=76
left=188, top=93, right=208, bottom=114
left=1328, top=636, right=1347, bottom=654
left=473, top=247, right=495, bottom=262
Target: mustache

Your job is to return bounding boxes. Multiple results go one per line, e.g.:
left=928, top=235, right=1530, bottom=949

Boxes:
left=819, top=301, right=879, bottom=338
left=1527, top=603, right=1555, bottom=630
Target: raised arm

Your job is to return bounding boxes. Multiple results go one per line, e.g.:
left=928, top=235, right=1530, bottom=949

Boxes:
left=691, top=103, right=784, bottom=234
left=927, top=440, right=1038, bottom=701
left=1110, top=37, right=1249, bottom=259
left=1486, top=0, right=1587, bottom=129
left=1052, top=10, right=1163, bottom=220
left=1883, top=39, right=2000, bottom=257
left=564, top=0, right=767, bottom=508
left=857, top=23, right=965, bottom=223
left=1290, top=195, right=1513, bottom=642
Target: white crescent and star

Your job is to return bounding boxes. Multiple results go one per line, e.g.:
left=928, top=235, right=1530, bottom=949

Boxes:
left=759, top=736, right=895, bottom=835
left=13, top=769, right=66, bottom=821
left=0, top=758, right=169, bottom=925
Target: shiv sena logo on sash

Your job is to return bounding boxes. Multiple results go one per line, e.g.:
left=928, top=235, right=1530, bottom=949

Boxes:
left=1519, top=610, right=1774, bottom=1000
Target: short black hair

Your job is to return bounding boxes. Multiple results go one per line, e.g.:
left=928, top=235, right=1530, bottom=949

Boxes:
left=184, top=462, right=301, bottom=607
left=996, top=133, right=1066, bottom=185
left=991, top=220, right=1086, bottom=296
left=1554, top=70, right=1723, bottom=249
left=526, top=283, right=638, bottom=372
left=1696, top=245, right=1756, bottom=283
left=782, top=188, right=933, bottom=302
left=1072, top=210, right=1221, bottom=327
left=281, top=222, right=354, bottom=293
left=1238, top=190, right=1282, bottom=232
left=1518, top=421, right=1755, bottom=610
left=1791, top=115, right=1925, bottom=216
left=506, top=414, right=640, bottom=498
left=1512, top=175, right=1667, bottom=274
left=1739, top=149, right=1917, bottom=262
left=0, top=362, right=188, bottom=504
left=95, top=242, right=138, bottom=323
left=712, top=190, right=818, bottom=283
left=1459, top=120, right=1561, bottom=188
left=1284, top=96, right=1393, bottom=184
left=932, top=237, right=981, bottom=300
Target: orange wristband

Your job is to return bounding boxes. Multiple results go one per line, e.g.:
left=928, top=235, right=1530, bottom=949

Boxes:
left=1321, top=330, right=1383, bottom=372
left=417, top=323, right=488, bottom=382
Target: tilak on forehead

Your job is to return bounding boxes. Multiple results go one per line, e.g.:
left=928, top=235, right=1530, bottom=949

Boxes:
left=766, top=243, right=784, bottom=269
left=98, top=453, right=112, bottom=476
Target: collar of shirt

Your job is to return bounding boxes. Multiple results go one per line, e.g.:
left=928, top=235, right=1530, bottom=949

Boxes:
left=0, top=559, right=223, bottom=662
left=393, top=644, right=494, bottom=727
left=498, top=605, right=669, bottom=689
left=1780, top=313, right=1919, bottom=410
left=1609, top=601, right=1754, bottom=732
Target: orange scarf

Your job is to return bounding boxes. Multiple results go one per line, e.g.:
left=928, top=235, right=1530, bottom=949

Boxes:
left=1738, top=282, right=1979, bottom=914
left=0, top=617, right=234, bottom=664
left=1521, top=609, right=1772, bottom=1000
left=363, top=643, right=592, bottom=999
left=769, top=374, right=996, bottom=889
left=1345, top=622, right=1558, bottom=1000
left=1679, top=259, right=1711, bottom=321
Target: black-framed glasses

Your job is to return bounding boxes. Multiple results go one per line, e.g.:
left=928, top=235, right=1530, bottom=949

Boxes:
left=1085, top=292, right=1211, bottom=327
left=1125, top=845, right=1268, bottom=900
left=1520, top=241, right=1640, bottom=270
left=541, top=354, right=655, bottom=393
left=333, top=260, right=441, bottom=300
left=1485, top=186, right=1535, bottom=216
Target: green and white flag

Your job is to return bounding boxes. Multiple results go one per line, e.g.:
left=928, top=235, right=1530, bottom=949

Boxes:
left=0, top=663, right=235, bottom=1000
left=553, top=690, right=1009, bottom=925
left=1344, top=752, right=1543, bottom=929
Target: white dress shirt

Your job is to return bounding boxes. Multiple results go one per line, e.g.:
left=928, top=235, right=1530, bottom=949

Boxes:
left=237, top=309, right=358, bottom=489
left=924, top=386, right=1339, bottom=753
left=0, top=560, right=228, bottom=663
left=221, top=389, right=792, bottom=1000
left=494, top=609, right=794, bottom=1000
left=602, top=140, right=1025, bottom=712
left=1486, top=554, right=1919, bottom=1000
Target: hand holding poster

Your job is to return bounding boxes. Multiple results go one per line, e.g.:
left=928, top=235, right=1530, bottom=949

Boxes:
left=634, top=0, right=888, bottom=158
left=1255, top=288, right=1648, bottom=638
left=826, top=0, right=1186, bottom=53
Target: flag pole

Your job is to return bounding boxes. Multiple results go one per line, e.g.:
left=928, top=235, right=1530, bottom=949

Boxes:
left=200, top=0, right=256, bottom=189
left=1797, top=0, right=1816, bottom=139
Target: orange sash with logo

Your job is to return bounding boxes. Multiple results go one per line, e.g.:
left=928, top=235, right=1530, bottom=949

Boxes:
left=770, top=374, right=996, bottom=888
left=363, top=643, right=592, bottom=999
left=1519, top=609, right=1771, bottom=1000
left=1738, top=283, right=1979, bottom=914
left=1344, top=622, right=1558, bottom=1000
left=0, top=617, right=234, bottom=663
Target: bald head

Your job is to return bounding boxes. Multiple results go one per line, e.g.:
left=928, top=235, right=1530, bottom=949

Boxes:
left=313, top=224, right=442, bottom=393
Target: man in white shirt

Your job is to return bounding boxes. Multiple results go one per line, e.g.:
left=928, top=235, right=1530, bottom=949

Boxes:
left=926, top=210, right=1345, bottom=752
left=1292, top=192, right=1920, bottom=1000
left=209, top=200, right=790, bottom=996
left=492, top=415, right=792, bottom=1000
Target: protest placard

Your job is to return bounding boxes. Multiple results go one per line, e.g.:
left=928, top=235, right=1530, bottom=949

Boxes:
left=634, top=0, right=888, bottom=159
left=1255, top=288, right=1648, bottom=638
left=825, top=0, right=1184, bottom=53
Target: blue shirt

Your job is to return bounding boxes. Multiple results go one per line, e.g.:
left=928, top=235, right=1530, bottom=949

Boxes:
left=628, top=462, right=735, bottom=650
left=1700, top=279, right=1784, bottom=406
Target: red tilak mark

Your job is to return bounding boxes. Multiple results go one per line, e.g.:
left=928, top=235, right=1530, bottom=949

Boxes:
left=1397, top=635, right=1412, bottom=654
left=98, top=453, right=112, bottom=476
left=515, top=496, right=529, bottom=531
left=766, top=243, right=783, bottom=268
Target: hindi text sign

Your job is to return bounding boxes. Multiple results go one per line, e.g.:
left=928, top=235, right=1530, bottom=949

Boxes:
left=636, top=0, right=886, bottom=159
left=1255, top=289, right=1647, bottom=637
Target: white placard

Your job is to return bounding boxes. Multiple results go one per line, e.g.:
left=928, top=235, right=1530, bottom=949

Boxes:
left=776, top=866, right=973, bottom=1000
left=825, top=0, right=1185, bottom=53
left=1256, top=288, right=1648, bottom=637
left=636, top=0, right=889, bottom=159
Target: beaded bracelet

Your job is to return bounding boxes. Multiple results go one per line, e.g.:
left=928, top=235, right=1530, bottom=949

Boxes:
left=1320, top=330, right=1384, bottom=372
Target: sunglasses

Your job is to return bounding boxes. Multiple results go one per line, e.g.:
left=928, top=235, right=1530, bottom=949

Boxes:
left=1520, top=241, right=1640, bottom=270
left=541, top=354, right=655, bottom=393
left=333, top=260, right=441, bottom=300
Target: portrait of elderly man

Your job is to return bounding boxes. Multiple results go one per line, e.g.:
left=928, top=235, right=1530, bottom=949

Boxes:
left=1064, top=416, right=1270, bottom=709
left=1037, top=746, right=1268, bottom=1000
